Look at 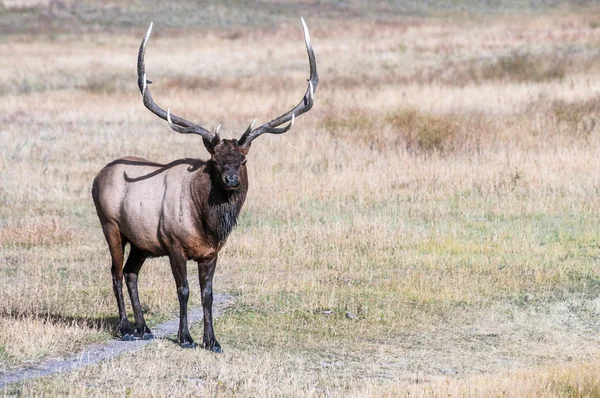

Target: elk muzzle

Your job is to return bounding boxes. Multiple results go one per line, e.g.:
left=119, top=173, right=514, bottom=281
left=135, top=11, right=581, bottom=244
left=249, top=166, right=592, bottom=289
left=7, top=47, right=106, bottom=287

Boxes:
left=222, top=172, right=240, bottom=189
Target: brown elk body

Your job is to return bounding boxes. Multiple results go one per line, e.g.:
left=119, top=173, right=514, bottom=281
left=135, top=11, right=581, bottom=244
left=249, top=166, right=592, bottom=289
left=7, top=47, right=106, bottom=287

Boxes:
left=92, top=19, right=318, bottom=351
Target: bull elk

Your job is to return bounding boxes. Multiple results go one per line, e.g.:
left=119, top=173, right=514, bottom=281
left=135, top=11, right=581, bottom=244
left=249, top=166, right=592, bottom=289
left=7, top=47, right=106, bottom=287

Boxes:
left=92, top=19, right=318, bottom=351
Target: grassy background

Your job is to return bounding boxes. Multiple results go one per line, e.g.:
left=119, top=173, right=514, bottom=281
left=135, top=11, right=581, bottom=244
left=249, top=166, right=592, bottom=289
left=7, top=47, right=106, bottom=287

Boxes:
left=2, top=0, right=600, bottom=396
left=2, top=0, right=599, bottom=35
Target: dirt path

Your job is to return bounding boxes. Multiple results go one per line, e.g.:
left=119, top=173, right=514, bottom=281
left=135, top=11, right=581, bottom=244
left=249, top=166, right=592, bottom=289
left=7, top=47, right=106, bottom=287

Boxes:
left=0, top=293, right=234, bottom=388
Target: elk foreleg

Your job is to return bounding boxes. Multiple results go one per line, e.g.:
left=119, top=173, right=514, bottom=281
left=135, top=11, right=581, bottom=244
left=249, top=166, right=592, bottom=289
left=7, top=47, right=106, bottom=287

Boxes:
left=198, top=256, right=221, bottom=352
left=169, top=247, right=196, bottom=348
left=123, top=245, right=152, bottom=340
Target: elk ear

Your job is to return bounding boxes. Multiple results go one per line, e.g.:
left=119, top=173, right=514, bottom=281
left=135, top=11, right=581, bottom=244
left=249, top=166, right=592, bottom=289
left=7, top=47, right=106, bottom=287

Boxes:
left=203, top=133, right=220, bottom=155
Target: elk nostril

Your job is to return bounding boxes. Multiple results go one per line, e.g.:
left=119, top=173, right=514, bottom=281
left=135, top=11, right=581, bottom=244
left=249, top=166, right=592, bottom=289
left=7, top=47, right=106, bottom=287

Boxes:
left=224, top=175, right=238, bottom=186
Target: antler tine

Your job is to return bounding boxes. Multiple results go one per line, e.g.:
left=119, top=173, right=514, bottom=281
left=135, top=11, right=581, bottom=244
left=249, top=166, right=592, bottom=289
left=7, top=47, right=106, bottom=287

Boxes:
left=137, top=22, right=216, bottom=143
left=237, top=18, right=319, bottom=148
left=166, top=108, right=205, bottom=135
left=243, top=119, right=258, bottom=136
left=265, top=113, right=295, bottom=135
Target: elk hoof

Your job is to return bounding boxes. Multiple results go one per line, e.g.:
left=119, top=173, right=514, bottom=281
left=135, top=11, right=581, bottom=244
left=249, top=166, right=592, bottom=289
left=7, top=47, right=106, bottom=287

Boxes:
left=180, top=341, right=197, bottom=349
left=136, top=327, right=154, bottom=340
left=204, top=341, right=222, bottom=353
left=122, top=334, right=136, bottom=341
left=141, top=333, right=155, bottom=341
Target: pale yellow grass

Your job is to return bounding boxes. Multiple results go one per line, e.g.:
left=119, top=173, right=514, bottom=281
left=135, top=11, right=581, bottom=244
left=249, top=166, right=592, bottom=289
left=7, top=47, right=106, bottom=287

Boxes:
left=2, top=10, right=600, bottom=396
left=11, top=337, right=600, bottom=396
left=0, top=316, right=106, bottom=365
left=403, top=361, right=600, bottom=397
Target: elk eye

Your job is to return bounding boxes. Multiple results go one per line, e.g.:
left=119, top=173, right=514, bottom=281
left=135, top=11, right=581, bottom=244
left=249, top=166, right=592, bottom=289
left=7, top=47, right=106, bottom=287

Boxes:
left=241, top=159, right=247, bottom=166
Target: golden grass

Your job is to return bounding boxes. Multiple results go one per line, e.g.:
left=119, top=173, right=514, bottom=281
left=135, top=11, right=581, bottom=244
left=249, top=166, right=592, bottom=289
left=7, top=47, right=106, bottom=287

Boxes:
left=9, top=339, right=600, bottom=396
left=2, top=8, right=600, bottom=396
left=0, top=316, right=107, bottom=365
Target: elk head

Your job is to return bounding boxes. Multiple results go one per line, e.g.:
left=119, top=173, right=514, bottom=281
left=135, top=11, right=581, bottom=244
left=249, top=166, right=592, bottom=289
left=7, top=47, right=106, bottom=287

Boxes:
left=207, top=137, right=248, bottom=190
left=136, top=18, right=319, bottom=191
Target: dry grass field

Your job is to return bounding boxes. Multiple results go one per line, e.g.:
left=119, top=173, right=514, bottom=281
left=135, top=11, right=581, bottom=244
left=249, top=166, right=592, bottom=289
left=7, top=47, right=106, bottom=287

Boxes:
left=2, top=0, right=600, bottom=396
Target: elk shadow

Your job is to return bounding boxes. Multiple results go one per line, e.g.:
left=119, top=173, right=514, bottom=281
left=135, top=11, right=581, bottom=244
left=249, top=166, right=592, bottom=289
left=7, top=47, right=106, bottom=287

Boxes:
left=103, top=158, right=207, bottom=183
left=0, top=310, right=121, bottom=336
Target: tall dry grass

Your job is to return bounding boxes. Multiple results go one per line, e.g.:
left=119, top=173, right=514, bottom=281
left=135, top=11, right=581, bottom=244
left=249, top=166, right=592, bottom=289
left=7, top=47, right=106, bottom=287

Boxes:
left=2, top=8, right=600, bottom=396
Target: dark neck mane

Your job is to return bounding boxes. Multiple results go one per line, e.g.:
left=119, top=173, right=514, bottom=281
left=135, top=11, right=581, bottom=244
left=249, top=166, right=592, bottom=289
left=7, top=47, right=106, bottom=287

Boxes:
left=193, top=162, right=248, bottom=243
left=206, top=185, right=246, bottom=241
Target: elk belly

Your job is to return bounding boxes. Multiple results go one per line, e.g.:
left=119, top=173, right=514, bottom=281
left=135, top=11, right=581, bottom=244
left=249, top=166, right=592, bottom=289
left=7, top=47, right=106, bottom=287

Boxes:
left=119, top=190, right=166, bottom=256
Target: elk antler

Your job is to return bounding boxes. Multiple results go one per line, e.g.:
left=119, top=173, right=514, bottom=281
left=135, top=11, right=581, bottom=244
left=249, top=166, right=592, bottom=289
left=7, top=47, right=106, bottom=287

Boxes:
left=137, top=22, right=217, bottom=144
left=237, top=17, right=319, bottom=149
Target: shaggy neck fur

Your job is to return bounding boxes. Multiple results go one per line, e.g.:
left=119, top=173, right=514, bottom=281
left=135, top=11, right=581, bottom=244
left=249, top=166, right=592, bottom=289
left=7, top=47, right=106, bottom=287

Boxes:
left=193, top=161, right=248, bottom=243
left=206, top=184, right=246, bottom=241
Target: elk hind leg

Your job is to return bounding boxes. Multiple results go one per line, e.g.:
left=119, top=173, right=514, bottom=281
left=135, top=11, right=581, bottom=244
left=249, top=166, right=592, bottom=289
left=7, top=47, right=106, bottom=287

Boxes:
left=124, top=245, right=152, bottom=340
left=103, top=223, right=135, bottom=341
